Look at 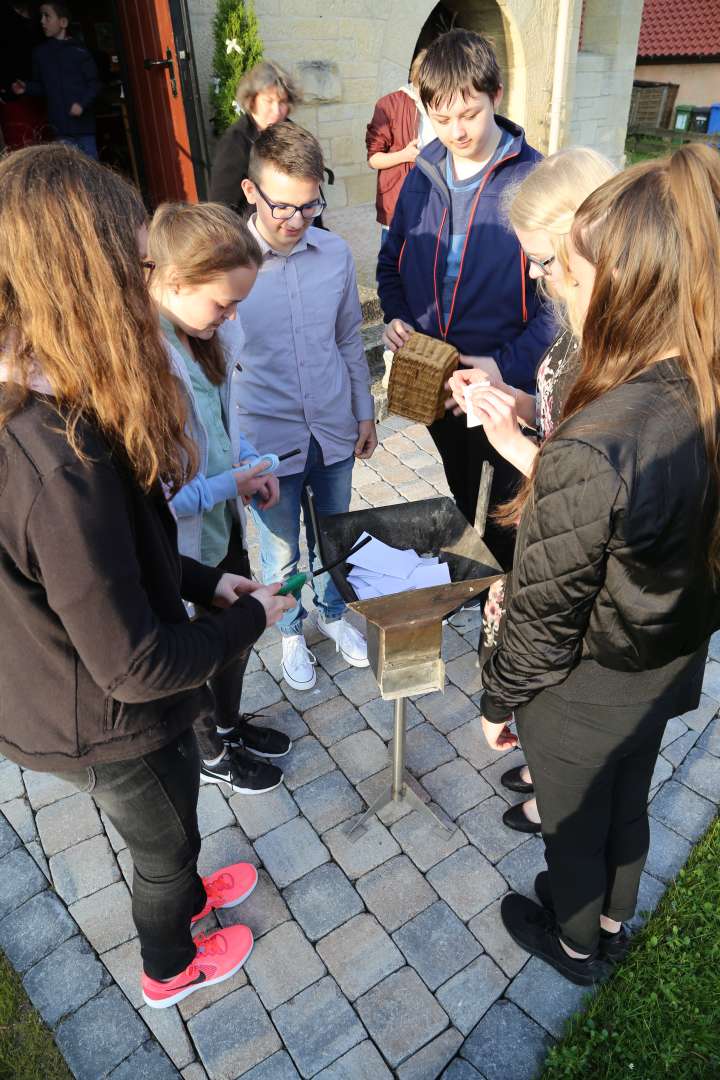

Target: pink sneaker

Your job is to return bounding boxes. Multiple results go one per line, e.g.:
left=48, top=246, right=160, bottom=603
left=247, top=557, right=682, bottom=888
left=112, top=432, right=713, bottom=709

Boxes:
left=191, top=862, right=258, bottom=925
left=142, top=925, right=253, bottom=1009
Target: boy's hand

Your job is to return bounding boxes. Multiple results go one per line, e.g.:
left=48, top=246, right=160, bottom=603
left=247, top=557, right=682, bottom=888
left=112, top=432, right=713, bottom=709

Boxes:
left=382, top=319, right=413, bottom=352
left=355, top=420, right=378, bottom=460
left=69, top=102, right=83, bottom=117
left=11, top=80, right=26, bottom=95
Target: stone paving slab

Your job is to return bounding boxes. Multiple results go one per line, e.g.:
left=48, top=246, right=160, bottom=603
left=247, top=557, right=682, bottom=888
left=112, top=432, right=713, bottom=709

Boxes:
left=3, top=421, right=720, bottom=1080
left=355, top=966, right=449, bottom=1069
left=272, top=975, right=367, bottom=1078
left=394, top=900, right=482, bottom=991
left=188, top=986, right=281, bottom=1079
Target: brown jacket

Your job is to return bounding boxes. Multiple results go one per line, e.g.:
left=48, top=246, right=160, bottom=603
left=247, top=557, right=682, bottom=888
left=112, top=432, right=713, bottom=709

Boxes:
left=366, top=89, right=419, bottom=226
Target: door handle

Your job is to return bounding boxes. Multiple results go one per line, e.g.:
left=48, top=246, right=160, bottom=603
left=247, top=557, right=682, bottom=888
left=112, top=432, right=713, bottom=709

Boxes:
left=143, top=48, right=178, bottom=97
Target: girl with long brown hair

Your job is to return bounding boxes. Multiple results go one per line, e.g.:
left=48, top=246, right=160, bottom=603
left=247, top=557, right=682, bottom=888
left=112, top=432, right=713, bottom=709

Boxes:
left=0, top=144, right=293, bottom=1009
left=475, top=143, right=720, bottom=985
left=147, top=201, right=292, bottom=798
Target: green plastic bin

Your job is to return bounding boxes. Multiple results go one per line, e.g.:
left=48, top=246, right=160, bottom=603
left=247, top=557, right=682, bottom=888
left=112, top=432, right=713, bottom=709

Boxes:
left=674, top=105, right=693, bottom=131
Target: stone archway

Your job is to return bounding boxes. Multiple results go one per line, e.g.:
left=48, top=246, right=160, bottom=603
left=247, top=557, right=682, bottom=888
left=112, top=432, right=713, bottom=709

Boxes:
left=376, top=0, right=526, bottom=130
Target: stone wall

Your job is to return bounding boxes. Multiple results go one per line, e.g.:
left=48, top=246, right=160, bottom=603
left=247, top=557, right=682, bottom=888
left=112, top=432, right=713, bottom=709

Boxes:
left=186, top=0, right=643, bottom=205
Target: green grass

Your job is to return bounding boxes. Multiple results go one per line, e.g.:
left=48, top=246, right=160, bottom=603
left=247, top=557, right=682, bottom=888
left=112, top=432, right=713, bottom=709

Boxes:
left=541, top=815, right=720, bottom=1080
left=0, top=951, right=70, bottom=1080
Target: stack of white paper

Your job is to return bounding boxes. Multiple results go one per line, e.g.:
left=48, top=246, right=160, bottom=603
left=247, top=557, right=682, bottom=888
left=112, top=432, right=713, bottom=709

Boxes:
left=346, top=533, right=451, bottom=600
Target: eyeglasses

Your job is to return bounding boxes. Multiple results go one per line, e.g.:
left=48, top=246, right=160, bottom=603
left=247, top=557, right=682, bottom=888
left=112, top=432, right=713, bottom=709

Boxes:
left=141, top=259, right=155, bottom=283
left=524, top=252, right=555, bottom=276
left=255, top=184, right=326, bottom=221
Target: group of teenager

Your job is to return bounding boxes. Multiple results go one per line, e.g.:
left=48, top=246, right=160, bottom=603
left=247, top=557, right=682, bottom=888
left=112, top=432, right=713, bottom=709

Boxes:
left=0, top=26, right=719, bottom=1015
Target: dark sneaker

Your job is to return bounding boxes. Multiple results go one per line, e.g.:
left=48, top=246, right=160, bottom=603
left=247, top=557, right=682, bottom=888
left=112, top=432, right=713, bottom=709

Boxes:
left=200, top=750, right=283, bottom=795
left=501, top=893, right=611, bottom=986
left=219, top=717, right=292, bottom=759
left=534, top=872, right=631, bottom=964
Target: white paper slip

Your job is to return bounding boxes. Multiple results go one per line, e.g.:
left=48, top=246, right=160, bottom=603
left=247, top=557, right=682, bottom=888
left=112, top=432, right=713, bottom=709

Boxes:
left=347, top=568, right=415, bottom=600
left=346, top=532, right=422, bottom=579
left=408, top=562, right=451, bottom=589
left=464, top=380, right=490, bottom=428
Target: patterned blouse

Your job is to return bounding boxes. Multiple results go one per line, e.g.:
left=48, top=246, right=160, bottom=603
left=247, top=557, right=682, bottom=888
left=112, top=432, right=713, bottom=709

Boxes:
left=480, top=328, right=580, bottom=658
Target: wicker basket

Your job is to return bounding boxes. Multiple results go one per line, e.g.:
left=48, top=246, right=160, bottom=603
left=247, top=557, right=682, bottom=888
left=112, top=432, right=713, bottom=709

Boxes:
left=387, top=332, right=459, bottom=425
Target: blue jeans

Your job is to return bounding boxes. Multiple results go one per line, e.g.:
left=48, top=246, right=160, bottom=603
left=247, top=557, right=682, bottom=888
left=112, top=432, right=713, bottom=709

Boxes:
left=59, top=134, right=98, bottom=159
left=251, top=437, right=354, bottom=635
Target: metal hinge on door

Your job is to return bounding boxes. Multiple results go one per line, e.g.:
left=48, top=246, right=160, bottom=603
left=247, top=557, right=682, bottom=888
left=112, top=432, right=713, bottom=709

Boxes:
left=143, top=47, right=178, bottom=97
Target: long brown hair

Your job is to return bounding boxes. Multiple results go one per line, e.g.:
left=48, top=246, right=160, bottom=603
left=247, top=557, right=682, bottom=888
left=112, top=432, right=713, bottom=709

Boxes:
left=147, top=202, right=262, bottom=384
left=0, top=144, right=196, bottom=492
left=510, top=144, right=720, bottom=574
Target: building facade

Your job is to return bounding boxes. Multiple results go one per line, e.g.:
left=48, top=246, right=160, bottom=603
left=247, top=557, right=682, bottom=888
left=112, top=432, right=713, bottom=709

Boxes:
left=188, top=0, right=644, bottom=209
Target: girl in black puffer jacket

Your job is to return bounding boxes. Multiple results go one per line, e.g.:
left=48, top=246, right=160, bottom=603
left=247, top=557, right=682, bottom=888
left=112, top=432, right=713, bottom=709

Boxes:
left=475, top=144, right=720, bottom=986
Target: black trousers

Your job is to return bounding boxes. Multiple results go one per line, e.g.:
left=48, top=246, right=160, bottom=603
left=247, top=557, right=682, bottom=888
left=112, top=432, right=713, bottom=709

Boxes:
left=193, top=525, right=253, bottom=762
left=53, top=729, right=205, bottom=980
left=428, top=412, right=519, bottom=571
left=516, top=689, right=672, bottom=953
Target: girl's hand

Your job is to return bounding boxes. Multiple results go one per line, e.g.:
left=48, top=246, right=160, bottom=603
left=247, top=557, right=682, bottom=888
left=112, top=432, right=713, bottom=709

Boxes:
left=457, top=353, right=503, bottom=385
left=247, top=582, right=296, bottom=626
left=382, top=318, right=413, bottom=352
left=234, top=459, right=271, bottom=501
left=463, top=384, right=526, bottom=459
left=254, top=474, right=279, bottom=510
left=481, top=715, right=518, bottom=750
left=212, top=573, right=254, bottom=608
left=448, top=367, right=495, bottom=413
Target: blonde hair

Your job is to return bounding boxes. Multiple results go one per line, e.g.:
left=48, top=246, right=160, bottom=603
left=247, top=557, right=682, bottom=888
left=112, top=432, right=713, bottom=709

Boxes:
left=147, top=202, right=261, bottom=384
left=0, top=144, right=196, bottom=493
left=505, top=147, right=617, bottom=330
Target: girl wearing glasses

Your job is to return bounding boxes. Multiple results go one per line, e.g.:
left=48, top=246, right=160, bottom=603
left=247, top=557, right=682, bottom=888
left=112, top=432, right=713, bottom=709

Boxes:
left=450, top=148, right=616, bottom=835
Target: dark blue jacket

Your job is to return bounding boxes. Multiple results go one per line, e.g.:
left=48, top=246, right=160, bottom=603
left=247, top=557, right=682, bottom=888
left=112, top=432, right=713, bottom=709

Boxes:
left=377, top=116, right=557, bottom=393
left=26, top=37, right=100, bottom=136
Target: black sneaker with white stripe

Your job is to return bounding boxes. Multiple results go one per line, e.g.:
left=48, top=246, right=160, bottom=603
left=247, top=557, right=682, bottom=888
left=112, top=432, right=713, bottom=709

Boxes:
left=219, top=715, right=292, bottom=760
left=200, top=749, right=283, bottom=795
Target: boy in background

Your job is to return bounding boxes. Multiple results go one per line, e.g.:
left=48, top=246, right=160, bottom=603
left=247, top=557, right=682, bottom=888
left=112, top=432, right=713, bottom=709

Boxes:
left=234, top=121, right=377, bottom=692
left=378, top=29, right=556, bottom=568
left=13, top=3, right=100, bottom=158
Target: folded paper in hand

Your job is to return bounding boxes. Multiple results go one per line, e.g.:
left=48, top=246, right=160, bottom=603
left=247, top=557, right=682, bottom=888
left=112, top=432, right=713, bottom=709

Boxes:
left=463, top=380, right=490, bottom=429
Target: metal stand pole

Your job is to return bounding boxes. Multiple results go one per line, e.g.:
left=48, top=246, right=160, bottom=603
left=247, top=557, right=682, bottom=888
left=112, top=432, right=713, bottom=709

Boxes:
left=345, top=698, right=454, bottom=840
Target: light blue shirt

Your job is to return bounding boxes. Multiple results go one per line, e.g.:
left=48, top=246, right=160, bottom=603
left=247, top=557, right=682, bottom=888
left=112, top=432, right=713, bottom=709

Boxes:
left=228, top=216, right=374, bottom=478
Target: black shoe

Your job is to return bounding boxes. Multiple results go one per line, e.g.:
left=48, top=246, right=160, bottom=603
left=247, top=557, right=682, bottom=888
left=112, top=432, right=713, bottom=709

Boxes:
left=503, top=800, right=542, bottom=834
left=533, top=872, right=631, bottom=964
left=220, top=716, right=291, bottom=759
left=501, top=766, right=534, bottom=794
left=500, top=893, right=610, bottom=986
left=200, top=750, right=283, bottom=795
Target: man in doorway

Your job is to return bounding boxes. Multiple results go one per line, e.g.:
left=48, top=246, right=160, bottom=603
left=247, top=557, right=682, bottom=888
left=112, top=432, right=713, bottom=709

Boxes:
left=12, top=3, right=100, bottom=158
left=377, top=29, right=556, bottom=569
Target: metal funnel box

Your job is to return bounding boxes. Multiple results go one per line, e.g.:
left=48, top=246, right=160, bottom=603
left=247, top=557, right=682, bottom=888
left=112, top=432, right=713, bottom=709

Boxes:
left=315, top=497, right=503, bottom=700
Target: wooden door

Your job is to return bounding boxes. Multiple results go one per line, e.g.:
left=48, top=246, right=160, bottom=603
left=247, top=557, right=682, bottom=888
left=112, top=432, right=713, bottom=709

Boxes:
left=115, top=0, right=198, bottom=205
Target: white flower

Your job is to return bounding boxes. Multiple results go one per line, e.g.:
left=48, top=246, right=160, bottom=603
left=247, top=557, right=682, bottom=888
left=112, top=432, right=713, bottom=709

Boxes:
left=232, top=100, right=242, bottom=114
left=211, top=76, right=221, bottom=95
left=225, top=37, right=243, bottom=56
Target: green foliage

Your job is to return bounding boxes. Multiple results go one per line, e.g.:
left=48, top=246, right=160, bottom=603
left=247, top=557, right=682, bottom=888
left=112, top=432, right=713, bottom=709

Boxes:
left=541, top=815, right=720, bottom=1080
left=212, top=0, right=264, bottom=136
left=0, top=950, right=71, bottom=1080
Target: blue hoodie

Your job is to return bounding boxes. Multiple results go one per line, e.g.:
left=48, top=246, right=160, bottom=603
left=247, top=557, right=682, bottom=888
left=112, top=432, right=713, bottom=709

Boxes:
left=377, top=116, right=557, bottom=394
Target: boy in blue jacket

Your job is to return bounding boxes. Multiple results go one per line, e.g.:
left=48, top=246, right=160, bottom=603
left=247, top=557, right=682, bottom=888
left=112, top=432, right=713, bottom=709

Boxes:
left=12, top=3, right=100, bottom=159
left=377, top=29, right=556, bottom=567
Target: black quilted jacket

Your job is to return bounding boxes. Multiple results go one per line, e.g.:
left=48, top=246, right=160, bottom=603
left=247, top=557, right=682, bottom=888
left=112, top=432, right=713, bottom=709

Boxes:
left=480, top=358, right=720, bottom=720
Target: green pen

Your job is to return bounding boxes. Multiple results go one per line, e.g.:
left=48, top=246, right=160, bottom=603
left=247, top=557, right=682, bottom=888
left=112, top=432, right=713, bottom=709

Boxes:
left=278, top=535, right=372, bottom=598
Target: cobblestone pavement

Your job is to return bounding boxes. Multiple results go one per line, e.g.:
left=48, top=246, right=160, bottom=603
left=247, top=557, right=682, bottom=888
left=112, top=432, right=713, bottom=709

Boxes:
left=1, top=416, right=720, bottom=1079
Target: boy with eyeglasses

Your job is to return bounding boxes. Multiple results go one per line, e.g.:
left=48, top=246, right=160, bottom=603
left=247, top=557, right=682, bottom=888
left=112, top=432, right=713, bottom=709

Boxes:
left=233, top=121, right=377, bottom=691
left=378, top=30, right=557, bottom=569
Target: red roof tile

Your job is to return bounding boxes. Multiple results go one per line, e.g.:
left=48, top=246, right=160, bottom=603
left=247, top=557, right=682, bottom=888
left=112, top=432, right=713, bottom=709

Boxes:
left=637, top=0, right=720, bottom=59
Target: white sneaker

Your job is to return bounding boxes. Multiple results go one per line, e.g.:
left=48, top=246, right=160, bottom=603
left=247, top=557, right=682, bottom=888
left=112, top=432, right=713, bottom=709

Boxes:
left=281, top=635, right=317, bottom=691
left=318, top=615, right=369, bottom=668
